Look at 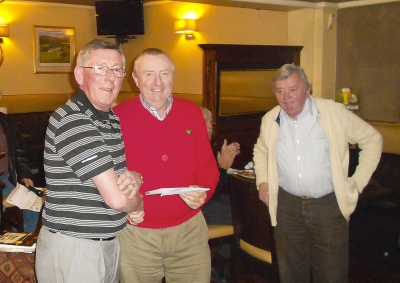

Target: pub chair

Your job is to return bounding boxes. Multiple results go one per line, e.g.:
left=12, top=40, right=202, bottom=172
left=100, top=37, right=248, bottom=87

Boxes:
left=230, top=174, right=279, bottom=283
left=208, top=224, right=234, bottom=240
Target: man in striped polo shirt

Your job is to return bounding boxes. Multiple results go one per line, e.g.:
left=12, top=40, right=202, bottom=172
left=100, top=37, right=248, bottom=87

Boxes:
left=35, top=39, right=143, bottom=283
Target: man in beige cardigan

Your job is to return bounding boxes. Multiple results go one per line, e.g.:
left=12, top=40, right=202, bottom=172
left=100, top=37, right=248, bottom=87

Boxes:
left=253, top=64, right=382, bottom=283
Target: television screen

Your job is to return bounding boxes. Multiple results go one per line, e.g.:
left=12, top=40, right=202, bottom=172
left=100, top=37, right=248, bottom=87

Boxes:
left=95, top=0, right=144, bottom=36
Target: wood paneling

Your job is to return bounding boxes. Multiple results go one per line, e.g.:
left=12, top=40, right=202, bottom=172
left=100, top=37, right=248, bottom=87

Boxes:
left=199, top=44, right=302, bottom=169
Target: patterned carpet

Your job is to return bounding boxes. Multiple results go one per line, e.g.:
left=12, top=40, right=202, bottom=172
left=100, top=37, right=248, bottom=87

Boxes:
left=0, top=252, right=36, bottom=283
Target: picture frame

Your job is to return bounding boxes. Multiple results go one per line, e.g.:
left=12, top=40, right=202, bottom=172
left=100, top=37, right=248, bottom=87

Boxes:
left=34, top=25, right=76, bottom=73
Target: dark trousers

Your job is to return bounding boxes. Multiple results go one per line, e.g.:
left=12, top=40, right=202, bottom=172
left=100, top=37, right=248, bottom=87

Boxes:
left=274, top=188, right=349, bottom=283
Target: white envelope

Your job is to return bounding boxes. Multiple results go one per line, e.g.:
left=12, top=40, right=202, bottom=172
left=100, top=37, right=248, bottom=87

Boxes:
left=145, top=187, right=209, bottom=197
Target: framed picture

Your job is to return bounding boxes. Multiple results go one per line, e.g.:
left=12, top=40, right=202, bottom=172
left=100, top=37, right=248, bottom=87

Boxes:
left=34, top=25, right=76, bottom=73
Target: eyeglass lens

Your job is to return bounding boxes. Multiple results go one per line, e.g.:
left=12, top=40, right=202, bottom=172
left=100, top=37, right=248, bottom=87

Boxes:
left=93, top=66, right=126, bottom=78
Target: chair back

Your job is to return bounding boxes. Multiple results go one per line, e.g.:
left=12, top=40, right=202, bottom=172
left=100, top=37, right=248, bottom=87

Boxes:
left=230, top=174, right=279, bottom=282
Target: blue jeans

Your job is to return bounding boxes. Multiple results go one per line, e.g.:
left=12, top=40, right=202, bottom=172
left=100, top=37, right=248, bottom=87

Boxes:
left=1, top=174, right=40, bottom=232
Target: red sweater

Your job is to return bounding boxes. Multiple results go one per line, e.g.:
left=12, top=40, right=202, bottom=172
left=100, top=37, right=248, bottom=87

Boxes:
left=114, top=96, right=219, bottom=228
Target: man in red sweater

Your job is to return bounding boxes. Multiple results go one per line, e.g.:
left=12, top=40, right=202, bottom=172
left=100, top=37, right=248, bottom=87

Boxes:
left=113, top=48, right=219, bottom=283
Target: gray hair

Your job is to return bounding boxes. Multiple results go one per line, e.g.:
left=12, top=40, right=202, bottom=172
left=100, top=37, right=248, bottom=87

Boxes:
left=133, top=48, right=175, bottom=75
left=273, top=64, right=311, bottom=91
left=76, top=39, right=125, bottom=67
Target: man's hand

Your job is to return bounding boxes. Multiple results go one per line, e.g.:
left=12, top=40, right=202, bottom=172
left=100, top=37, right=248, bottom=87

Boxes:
left=21, top=178, right=34, bottom=188
left=127, top=210, right=145, bottom=225
left=117, top=170, right=143, bottom=199
left=259, top=182, right=269, bottom=206
left=93, top=169, right=143, bottom=212
left=217, top=139, right=240, bottom=170
left=179, top=185, right=207, bottom=210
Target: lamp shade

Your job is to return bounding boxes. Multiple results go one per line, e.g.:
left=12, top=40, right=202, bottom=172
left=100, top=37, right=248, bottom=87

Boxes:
left=174, top=19, right=196, bottom=34
left=0, top=25, right=9, bottom=37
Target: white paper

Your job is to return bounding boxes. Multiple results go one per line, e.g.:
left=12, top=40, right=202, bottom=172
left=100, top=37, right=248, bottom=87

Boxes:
left=244, top=161, right=254, bottom=170
left=227, top=168, right=240, bottom=174
left=145, top=187, right=209, bottom=197
left=5, top=183, right=44, bottom=212
left=0, top=243, right=36, bottom=253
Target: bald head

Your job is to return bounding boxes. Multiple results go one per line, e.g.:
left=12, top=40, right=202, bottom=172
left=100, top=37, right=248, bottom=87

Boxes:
left=200, top=107, right=213, bottom=140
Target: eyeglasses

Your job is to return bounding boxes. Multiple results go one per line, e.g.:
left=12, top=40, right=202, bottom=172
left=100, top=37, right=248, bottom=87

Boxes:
left=81, top=65, right=126, bottom=78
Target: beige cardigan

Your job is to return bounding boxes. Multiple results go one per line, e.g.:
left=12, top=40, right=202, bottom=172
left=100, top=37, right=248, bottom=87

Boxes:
left=253, top=96, right=382, bottom=226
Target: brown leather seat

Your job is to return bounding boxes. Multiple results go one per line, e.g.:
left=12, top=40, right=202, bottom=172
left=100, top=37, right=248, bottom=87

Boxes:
left=230, top=174, right=279, bottom=283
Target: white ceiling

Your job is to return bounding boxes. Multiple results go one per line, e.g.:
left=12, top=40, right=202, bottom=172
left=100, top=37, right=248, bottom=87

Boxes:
left=10, top=0, right=356, bottom=11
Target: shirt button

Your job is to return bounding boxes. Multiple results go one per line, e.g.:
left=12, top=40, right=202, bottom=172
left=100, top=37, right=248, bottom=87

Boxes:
left=162, top=155, right=168, bottom=161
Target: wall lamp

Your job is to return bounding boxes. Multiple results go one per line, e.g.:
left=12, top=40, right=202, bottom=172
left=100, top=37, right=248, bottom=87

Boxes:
left=0, top=24, right=10, bottom=66
left=174, top=19, right=196, bottom=40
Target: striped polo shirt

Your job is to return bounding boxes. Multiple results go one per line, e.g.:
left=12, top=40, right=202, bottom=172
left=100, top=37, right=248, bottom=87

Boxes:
left=42, top=89, right=127, bottom=239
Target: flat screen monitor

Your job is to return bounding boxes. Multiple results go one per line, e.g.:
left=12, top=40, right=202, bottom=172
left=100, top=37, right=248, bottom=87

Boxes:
left=95, top=0, right=144, bottom=36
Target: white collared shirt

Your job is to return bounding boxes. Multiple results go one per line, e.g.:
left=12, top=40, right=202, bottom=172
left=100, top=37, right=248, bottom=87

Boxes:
left=276, top=97, right=334, bottom=198
left=140, top=94, right=173, bottom=121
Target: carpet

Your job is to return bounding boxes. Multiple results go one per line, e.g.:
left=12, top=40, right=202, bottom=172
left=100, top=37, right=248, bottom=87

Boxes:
left=0, top=252, right=36, bottom=283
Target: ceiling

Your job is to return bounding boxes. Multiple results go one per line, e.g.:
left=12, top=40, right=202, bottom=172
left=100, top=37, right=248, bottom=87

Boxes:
left=15, top=0, right=356, bottom=11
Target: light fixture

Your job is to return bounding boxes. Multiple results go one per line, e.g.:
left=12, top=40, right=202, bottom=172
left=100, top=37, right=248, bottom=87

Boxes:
left=174, top=19, right=196, bottom=40
left=0, top=24, right=10, bottom=66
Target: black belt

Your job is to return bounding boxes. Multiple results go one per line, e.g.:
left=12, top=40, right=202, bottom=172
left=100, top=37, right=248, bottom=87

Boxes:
left=48, top=229, right=116, bottom=241
left=300, top=195, right=313, bottom=200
